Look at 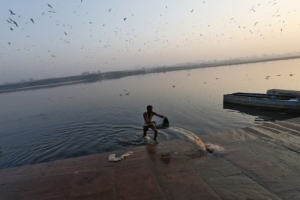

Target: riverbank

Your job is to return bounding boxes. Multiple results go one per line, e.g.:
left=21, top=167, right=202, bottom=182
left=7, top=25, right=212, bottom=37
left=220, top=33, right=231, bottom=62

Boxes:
left=1, top=55, right=300, bottom=94
left=1, top=117, right=300, bottom=199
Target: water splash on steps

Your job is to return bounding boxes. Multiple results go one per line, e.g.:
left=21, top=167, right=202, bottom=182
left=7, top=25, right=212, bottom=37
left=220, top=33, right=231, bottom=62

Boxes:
left=169, top=126, right=224, bottom=155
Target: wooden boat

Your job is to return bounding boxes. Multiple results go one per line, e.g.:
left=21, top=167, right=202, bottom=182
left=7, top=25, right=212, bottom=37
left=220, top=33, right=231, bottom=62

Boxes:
left=267, top=89, right=300, bottom=96
left=223, top=91, right=300, bottom=112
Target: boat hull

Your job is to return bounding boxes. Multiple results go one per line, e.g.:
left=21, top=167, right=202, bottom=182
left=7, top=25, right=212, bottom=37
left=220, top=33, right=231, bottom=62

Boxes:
left=224, top=94, right=300, bottom=112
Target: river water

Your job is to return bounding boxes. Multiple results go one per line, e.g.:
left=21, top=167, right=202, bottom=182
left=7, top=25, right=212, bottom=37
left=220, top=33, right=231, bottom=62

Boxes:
left=1, top=59, right=300, bottom=169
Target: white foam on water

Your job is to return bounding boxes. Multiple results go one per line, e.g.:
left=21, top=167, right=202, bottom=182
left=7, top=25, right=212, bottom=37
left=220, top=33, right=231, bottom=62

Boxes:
left=205, top=143, right=225, bottom=156
left=117, top=136, right=155, bottom=145
left=142, top=136, right=155, bottom=144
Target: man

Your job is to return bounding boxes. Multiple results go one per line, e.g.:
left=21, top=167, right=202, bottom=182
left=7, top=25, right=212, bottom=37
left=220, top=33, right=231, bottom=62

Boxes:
left=143, top=105, right=167, bottom=141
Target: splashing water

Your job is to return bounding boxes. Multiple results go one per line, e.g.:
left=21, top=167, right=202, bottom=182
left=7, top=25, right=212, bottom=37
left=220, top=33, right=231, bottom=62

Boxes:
left=169, top=126, right=207, bottom=152
left=205, top=143, right=225, bottom=156
left=117, top=135, right=155, bottom=145
left=169, top=126, right=224, bottom=155
left=117, top=126, right=224, bottom=156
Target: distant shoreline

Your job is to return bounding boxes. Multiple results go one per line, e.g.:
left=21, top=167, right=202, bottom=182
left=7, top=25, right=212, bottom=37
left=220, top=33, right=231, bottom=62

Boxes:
left=1, top=55, right=300, bottom=94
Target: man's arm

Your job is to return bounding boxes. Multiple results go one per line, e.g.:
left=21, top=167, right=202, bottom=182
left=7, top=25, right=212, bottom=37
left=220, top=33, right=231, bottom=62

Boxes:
left=153, top=112, right=167, bottom=119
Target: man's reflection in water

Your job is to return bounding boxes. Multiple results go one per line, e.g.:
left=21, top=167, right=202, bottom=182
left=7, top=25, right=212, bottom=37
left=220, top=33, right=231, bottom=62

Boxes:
left=146, top=144, right=157, bottom=161
left=145, top=144, right=171, bottom=165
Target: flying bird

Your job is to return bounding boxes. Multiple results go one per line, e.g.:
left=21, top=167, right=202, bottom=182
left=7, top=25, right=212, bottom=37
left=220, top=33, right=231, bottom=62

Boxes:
left=10, top=27, right=13, bottom=31
left=109, top=8, right=111, bottom=12
left=124, top=18, right=126, bottom=21
left=191, top=9, right=194, bottom=12
left=13, top=21, right=18, bottom=27
left=47, top=4, right=52, bottom=8
left=64, top=32, right=67, bottom=35
left=9, top=9, right=15, bottom=15
left=30, top=18, right=34, bottom=23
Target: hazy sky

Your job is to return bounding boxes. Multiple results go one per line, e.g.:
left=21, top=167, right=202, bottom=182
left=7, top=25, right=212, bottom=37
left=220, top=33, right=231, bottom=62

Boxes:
left=1, top=0, right=300, bottom=82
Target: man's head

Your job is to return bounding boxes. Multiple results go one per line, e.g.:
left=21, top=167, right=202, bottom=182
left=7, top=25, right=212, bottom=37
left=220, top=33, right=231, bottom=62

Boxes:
left=147, top=105, right=153, bottom=111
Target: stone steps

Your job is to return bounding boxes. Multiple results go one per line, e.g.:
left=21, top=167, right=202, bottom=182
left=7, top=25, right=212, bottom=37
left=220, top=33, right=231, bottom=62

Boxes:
left=1, top=118, right=300, bottom=199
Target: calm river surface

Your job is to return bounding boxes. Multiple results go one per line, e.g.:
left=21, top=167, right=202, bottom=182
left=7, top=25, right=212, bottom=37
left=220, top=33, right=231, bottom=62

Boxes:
left=1, top=59, right=300, bottom=169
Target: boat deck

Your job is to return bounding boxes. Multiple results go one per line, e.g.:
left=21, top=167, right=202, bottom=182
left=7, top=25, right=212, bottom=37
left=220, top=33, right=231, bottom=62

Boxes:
left=1, top=117, right=300, bottom=199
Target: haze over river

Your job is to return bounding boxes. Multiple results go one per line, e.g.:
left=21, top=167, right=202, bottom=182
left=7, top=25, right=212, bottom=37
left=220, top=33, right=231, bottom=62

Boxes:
left=1, top=59, right=300, bottom=169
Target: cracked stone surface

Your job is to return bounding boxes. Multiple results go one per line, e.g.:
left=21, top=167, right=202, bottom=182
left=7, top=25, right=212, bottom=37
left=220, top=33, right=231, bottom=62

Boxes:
left=1, top=118, right=300, bottom=199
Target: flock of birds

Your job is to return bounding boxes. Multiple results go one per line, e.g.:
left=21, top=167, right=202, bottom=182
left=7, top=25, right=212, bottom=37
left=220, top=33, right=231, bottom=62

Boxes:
left=9, top=5, right=54, bottom=25
left=6, top=4, right=53, bottom=35
left=1, top=0, right=299, bottom=83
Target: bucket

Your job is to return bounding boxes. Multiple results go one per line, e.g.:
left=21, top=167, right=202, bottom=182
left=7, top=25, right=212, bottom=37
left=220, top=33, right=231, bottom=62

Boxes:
left=154, top=118, right=169, bottom=129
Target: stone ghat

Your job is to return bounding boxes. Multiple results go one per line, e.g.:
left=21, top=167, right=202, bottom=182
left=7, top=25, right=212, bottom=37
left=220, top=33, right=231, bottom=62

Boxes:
left=1, top=118, right=300, bottom=199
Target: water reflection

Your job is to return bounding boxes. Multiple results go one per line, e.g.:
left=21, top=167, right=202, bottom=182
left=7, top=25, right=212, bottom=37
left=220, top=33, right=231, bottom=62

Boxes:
left=223, top=102, right=299, bottom=123
left=146, top=144, right=157, bottom=161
